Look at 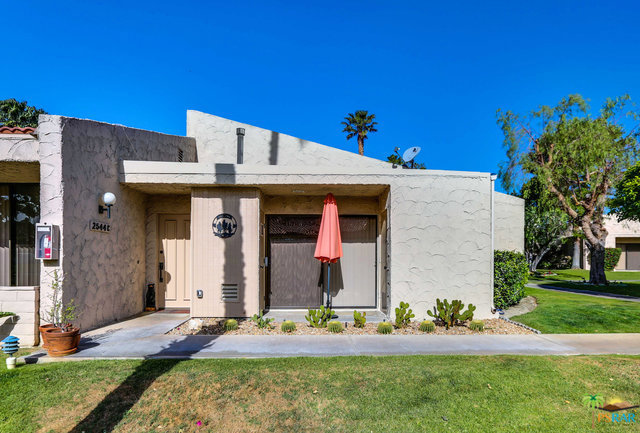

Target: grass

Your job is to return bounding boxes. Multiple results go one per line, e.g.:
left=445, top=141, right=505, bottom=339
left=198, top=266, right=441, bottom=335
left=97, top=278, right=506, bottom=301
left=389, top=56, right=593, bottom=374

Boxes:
left=530, top=269, right=640, bottom=297
left=1, top=356, right=639, bottom=432
left=512, top=287, right=640, bottom=333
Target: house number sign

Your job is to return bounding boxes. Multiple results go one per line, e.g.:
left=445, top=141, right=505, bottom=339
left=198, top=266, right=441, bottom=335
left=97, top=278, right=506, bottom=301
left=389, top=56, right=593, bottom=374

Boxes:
left=90, top=220, right=112, bottom=234
left=212, top=213, right=237, bottom=238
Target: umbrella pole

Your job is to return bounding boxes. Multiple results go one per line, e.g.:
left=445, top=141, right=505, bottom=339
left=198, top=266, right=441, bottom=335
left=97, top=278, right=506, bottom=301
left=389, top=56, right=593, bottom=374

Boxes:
left=326, top=263, right=331, bottom=310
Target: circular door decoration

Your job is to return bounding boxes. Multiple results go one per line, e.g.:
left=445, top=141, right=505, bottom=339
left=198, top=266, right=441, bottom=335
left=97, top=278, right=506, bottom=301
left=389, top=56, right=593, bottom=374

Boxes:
left=212, top=213, right=238, bottom=238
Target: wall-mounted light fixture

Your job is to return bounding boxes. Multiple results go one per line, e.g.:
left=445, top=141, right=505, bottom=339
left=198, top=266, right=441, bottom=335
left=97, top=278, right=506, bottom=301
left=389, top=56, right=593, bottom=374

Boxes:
left=98, top=192, right=117, bottom=218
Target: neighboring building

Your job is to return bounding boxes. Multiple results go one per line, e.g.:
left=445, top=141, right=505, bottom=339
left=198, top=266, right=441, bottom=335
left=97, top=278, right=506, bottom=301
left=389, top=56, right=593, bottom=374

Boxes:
left=581, top=215, right=640, bottom=271
left=0, top=112, right=524, bottom=345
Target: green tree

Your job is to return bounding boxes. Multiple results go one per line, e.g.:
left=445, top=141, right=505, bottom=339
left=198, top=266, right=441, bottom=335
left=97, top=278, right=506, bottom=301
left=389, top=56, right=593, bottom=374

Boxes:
left=611, top=161, right=640, bottom=222
left=498, top=94, right=640, bottom=285
left=0, top=98, right=47, bottom=128
left=341, top=110, right=378, bottom=156
left=387, top=147, right=426, bottom=169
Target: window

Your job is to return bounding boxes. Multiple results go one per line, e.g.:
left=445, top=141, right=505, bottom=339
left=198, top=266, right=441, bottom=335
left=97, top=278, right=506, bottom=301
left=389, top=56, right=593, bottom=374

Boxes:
left=0, top=184, right=40, bottom=286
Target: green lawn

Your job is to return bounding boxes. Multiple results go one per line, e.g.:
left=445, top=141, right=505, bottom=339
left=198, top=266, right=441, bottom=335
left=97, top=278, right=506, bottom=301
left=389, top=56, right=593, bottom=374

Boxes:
left=1, top=356, right=639, bottom=432
left=530, top=269, right=640, bottom=297
left=512, top=287, right=640, bottom=333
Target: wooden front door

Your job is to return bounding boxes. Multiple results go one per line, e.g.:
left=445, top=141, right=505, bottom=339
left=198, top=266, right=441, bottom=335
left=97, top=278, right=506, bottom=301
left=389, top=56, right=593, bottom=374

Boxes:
left=158, top=214, right=191, bottom=308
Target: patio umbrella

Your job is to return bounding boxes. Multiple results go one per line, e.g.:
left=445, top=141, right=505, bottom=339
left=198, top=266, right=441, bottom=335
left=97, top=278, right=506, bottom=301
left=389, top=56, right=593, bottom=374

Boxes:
left=314, top=193, right=343, bottom=310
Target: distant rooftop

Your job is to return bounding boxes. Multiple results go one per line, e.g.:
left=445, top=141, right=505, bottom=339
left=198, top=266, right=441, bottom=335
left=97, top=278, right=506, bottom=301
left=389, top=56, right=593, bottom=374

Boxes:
left=0, top=126, right=36, bottom=134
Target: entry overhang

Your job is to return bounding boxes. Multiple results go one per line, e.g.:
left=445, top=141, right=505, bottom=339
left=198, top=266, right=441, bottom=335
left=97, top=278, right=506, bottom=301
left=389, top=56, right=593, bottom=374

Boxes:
left=120, top=160, right=490, bottom=194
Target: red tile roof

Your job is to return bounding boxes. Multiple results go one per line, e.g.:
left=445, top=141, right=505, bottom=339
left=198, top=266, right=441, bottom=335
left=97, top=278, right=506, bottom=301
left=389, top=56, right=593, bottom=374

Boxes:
left=0, top=126, right=36, bottom=134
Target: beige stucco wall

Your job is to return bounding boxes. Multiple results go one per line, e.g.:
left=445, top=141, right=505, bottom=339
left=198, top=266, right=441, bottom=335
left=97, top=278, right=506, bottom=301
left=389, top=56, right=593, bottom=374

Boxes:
left=0, top=134, right=39, bottom=161
left=0, top=286, right=39, bottom=346
left=494, top=192, right=525, bottom=252
left=191, top=188, right=260, bottom=317
left=603, top=215, right=640, bottom=248
left=38, top=116, right=197, bottom=331
left=187, top=110, right=391, bottom=169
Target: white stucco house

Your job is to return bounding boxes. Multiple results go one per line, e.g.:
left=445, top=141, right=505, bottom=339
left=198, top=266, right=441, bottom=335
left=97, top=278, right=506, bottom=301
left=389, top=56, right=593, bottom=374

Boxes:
left=0, top=111, right=524, bottom=345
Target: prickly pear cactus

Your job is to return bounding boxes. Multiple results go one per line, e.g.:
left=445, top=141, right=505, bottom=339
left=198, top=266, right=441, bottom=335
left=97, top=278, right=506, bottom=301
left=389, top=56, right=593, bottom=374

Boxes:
left=394, top=301, right=415, bottom=328
left=377, top=322, right=393, bottom=334
left=224, top=319, right=238, bottom=331
left=327, top=320, right=343, bottom=333
left=353, top=310, right=367, bottom=328
left=305, top=306, right=335, bottom=328
left=281, top=320, right=297, bottom=333
left=419, top=320, right=435, bottom=333
left=427, top=298, right=476, bottom=329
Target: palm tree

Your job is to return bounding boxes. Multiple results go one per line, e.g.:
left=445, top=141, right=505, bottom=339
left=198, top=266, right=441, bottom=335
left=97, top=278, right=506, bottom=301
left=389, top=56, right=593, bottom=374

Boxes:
left=341, top=110, right=378, bottom=156
left=582, top=394, right=604, bottom=428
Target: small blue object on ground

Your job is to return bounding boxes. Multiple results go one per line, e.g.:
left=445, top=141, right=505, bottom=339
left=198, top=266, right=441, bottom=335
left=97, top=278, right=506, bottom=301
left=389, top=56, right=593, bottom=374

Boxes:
left=1, top=336, right=20, bottom=355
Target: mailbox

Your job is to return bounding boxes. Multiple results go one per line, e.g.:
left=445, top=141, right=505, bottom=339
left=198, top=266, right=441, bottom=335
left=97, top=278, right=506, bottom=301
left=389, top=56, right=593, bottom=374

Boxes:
left=35, top=224, right=60, bottom=260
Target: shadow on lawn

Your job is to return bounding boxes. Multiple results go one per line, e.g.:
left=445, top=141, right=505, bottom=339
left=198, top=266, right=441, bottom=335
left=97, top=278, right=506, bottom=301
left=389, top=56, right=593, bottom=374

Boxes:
left=68, top=336, right=217, bottom=433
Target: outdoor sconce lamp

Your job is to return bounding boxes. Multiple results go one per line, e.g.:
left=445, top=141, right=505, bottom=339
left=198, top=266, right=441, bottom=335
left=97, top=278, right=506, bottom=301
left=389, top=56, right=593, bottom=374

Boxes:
left=98, top=192, right=117, bottom=218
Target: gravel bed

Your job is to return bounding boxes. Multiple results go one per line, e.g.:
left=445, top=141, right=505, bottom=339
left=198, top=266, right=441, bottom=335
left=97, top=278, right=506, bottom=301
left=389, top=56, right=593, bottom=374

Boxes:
left=167, top=318, right=534, bottom=336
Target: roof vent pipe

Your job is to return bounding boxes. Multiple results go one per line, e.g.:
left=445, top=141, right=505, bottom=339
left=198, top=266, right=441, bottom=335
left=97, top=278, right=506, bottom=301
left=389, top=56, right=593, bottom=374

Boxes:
left=236, top=128, right=245, bottom=164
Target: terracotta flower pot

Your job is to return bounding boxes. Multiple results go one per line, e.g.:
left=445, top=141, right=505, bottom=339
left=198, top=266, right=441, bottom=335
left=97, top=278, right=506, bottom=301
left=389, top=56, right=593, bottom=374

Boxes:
left=39, top=324, right=59, bottom=349
left=44, top=327, right=80, bottom=357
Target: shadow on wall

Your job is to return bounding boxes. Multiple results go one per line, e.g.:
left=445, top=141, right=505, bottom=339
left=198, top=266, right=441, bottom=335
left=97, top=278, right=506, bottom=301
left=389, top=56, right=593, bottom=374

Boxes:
left=68, top=336, right=217, bottom=433
left=269, top=130, right=278, bottom=165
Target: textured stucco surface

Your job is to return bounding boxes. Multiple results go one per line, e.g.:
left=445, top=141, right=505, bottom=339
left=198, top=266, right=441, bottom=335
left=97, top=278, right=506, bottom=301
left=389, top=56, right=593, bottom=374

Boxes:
left=603, top=215, right=640, bottom=247
left=0, top=286, right=39, bottom=346
left=0, top=135, right=39, bottom=161
left=38, top=116, right=197, bottom=331
left=187, top=110, right=391, bottom=168
left=494, top=192, right=525, bottom=252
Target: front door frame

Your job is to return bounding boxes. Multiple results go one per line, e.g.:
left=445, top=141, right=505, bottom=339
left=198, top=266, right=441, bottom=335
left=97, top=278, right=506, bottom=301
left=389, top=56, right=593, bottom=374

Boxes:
left=157, top=213, right=191, bottom=309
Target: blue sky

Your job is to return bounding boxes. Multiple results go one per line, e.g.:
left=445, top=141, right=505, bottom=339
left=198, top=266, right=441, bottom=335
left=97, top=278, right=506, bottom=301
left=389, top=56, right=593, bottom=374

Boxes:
left=3, top=1, right=639, bottom=191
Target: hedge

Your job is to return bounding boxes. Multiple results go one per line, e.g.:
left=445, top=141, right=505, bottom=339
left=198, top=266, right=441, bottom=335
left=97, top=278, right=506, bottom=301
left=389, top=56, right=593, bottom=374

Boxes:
left=604, top=248, right=622, bottom=271
left=494, top=250, right=529, bottom=309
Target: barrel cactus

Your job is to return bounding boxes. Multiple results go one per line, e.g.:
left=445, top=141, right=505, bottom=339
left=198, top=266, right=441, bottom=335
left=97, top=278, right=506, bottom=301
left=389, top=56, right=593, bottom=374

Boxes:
left=224, top=319, right=238, bottom=331
left=377, top=322, right=393, bottom=334
left=281, top=320, right=297, bottom=333
left=469, top=320, right=484, bottom=332
left=419, top=320, right=436, bottom=333
left=327, top=320, right=343, bottom=333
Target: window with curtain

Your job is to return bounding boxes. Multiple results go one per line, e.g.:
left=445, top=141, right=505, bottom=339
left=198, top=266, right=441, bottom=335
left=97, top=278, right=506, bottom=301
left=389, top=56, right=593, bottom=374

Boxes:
left=0, top=184, right=40, bottom=286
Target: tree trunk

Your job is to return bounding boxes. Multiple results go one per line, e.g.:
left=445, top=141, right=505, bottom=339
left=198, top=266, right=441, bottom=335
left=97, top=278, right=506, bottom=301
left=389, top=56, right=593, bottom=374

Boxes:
left=588, top=242, right=607, bottom=285
left=571, top=238, right=581, bottom=269
left=358, top=136, right=364, bottom=155
left=530, top=247, right=550, bottom=272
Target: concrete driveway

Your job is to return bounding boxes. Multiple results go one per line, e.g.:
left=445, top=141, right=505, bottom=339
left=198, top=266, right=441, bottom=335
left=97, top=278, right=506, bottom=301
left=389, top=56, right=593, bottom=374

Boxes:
left=22, top=311, right=640, bottom=362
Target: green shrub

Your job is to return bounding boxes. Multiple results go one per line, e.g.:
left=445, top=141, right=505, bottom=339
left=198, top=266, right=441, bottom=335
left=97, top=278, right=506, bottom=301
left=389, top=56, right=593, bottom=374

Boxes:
left=224, top=319, right=238, bottom=331
left=305, top=306, right=334, bottom=328
left=419, top=320, right=435, bottom=333
left=494, top=250, right=529, bottom=309
left=427, top=299, right=476, bottom=330
left=377, top=322, right=393, bottom=334
left=327, top=321, right=343, bottom=333
left=281, top=320, right=296, bottom=333
left=394, top=301, right=415, bottom=328
left=251, top=311, right=274, bottom=329
left=605, top=248, right=623, bottom=271
left=353, top=310, right=367, bottom=328
left=469, top=320, right=484, bottom=332
left=0, top=312, right=15, bottom=318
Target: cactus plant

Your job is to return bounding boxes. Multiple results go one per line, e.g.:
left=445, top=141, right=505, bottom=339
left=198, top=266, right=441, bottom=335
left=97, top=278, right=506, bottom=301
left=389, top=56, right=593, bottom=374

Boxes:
left=395, top=301, right=415, bottom=328
left=427, top=299, right=476, bottom=329
left=224, top=319, right=238, bottom=331
left=327, top=320, right=343, bottom=333
left=353, top=310, right=367, bottom=328
left=305, top=306, right=335, bottom=328
left=251, top=311, right=274, bottom=329
left=469, top=320, right=484, bottom=332
left=281, top=320, right=297, bottom=333
left=419, top=320, right=436, bottom=333
left=377, top=322, right=393, bottom=334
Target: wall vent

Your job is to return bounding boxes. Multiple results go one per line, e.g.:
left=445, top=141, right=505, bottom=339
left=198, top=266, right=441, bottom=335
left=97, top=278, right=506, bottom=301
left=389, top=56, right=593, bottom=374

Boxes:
left=177, top=149, right=184, bottom=162
left=221, top=284, right=239, bottom=302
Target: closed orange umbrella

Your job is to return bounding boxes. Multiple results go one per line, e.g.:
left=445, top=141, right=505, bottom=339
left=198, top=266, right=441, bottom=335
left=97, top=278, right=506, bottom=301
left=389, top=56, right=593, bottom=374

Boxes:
left=315, top=193, right=343, bottom=309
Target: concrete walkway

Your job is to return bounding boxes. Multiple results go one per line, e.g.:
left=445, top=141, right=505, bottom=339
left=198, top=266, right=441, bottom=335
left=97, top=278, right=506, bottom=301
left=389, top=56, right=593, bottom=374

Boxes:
left=527, top=283, right=640, bottom=302
left=21, top=311, right=640, bottom=362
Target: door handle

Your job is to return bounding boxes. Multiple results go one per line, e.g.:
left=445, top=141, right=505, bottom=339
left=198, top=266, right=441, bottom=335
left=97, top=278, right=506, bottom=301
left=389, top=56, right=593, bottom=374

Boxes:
left=159, top=262, right=164, bottom=282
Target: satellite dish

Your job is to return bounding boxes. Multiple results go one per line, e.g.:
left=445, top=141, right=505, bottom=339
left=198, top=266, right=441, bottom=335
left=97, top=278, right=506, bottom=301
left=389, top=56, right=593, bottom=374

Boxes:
left=402, top=147, right=421, bottom=163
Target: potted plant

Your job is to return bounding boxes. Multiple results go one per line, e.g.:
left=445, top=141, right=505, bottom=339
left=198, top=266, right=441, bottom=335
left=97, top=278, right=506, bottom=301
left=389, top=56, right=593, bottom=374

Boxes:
left=41, top=271, right=80, bottom=356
